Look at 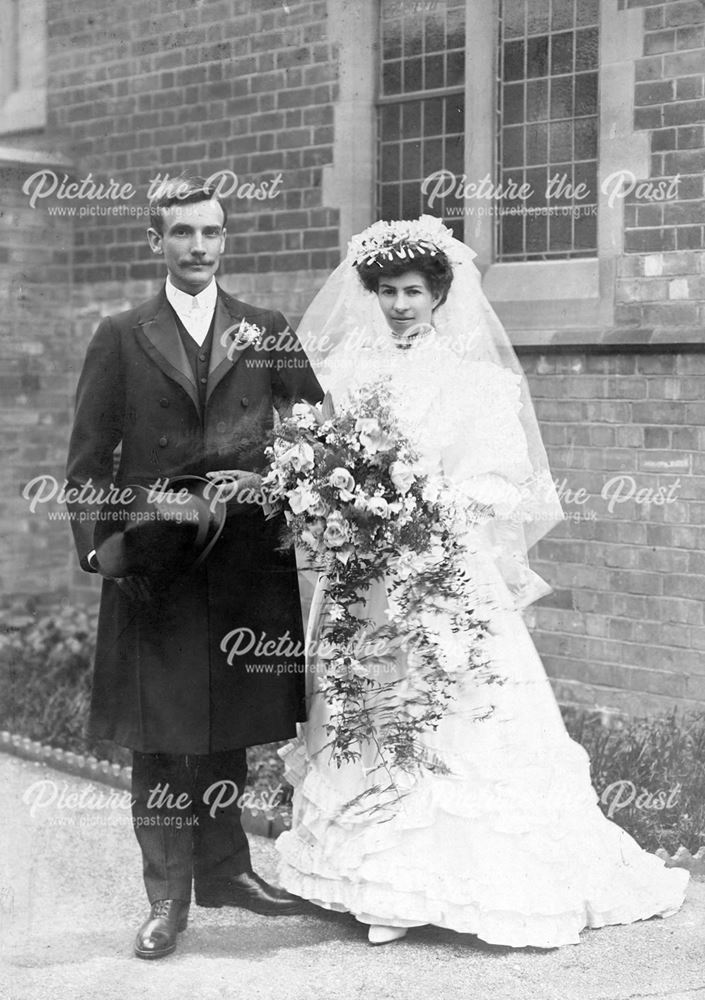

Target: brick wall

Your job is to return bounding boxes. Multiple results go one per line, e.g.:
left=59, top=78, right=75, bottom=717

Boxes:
left=46, top=0, right=340, bottom=285
left=0, top=163, right=74, bottom=607
left=526, top=348, right=705, bottom=716
left=575, top=0, right=705, bottom=713
left=618, top=0, right=705, bottom=329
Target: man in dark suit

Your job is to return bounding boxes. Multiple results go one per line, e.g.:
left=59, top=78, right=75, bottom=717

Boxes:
left=66, top=177, right=323, bottom=958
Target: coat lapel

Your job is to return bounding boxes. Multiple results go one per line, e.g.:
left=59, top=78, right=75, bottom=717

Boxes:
left=206, top=292, right=254, bottom=403
left=134, top=290, right=200, bottom=413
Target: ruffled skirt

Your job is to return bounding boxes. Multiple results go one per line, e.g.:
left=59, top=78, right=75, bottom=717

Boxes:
left=276, top=573, right=689, bottom=949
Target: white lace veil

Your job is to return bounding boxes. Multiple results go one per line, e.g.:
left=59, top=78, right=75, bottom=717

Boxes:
left=296, top=216, right=564, bottom=608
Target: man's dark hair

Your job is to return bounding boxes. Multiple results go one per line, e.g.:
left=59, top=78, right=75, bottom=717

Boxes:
left=355, top=249, right=454, bottom=307
left=148, top=175, right=228, bottom=234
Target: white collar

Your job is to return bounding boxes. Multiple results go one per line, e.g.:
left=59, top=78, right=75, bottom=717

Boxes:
left=165, top=276, right=218, bottom=314
left=387, top=324, right=438, bottom=352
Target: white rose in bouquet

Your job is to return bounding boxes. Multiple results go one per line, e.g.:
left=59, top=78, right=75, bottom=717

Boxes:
left=367, top=495, right=390, bottom=518
left=389, top=460, right=416, bottom=495
left=328, top=467, right=356, bottom=501
left=323, top=511, right=349, bottom=548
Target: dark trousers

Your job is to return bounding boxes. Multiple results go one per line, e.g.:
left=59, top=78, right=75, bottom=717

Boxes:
left=131, top=749, right=251, bottom=903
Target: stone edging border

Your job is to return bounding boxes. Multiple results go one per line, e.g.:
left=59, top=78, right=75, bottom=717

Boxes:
left=0, top=731, right=290, bottom=839
left=3, top=730, right=703, bottom=878
left=654, top=845, right=705, bottom=880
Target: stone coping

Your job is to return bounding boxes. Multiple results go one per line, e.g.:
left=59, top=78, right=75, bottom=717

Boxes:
left=0, top=143, right=73, bottom=167
left=512, top=328, right=705, bottom=352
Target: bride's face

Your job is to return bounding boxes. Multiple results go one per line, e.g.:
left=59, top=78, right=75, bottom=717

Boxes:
left=376, top=271, right=441, bottom=335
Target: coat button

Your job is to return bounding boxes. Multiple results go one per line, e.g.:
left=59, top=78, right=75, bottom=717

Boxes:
left=159, top=397, right=169, bottom=407
left=216, top=420, right=227, bottom=433
left=241, top=396, right=249, bottom=407
left=200, top=377, right=207, bottom=385
left=158, top=435, right=168, bottom=447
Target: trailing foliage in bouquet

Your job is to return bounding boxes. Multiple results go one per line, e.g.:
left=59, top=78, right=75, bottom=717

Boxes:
left=261, top=378, right=500, bottom=797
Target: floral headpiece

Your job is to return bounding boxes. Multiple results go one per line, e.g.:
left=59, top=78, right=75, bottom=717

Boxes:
left=347, top=214, right=456, bottom=269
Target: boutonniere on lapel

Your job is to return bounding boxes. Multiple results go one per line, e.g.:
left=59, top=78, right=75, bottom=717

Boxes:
left=229, top=319, right=264, bottom=352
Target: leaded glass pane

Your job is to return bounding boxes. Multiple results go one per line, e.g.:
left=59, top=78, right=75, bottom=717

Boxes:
left=497, top=0, right=599, bottom=259
left=377, top=0, right=466, bottom=240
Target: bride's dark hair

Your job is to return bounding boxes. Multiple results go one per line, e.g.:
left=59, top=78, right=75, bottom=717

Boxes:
left=355, top=249, right=454, bottom=307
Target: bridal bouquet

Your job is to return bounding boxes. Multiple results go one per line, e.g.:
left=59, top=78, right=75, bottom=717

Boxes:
left=261, top=379, right=498, bottom=797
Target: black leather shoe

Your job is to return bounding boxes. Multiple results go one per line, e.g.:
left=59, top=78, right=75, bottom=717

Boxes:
left=195, top=871, right=306, bottom=915
left=134, top=899, right=190, bottom=959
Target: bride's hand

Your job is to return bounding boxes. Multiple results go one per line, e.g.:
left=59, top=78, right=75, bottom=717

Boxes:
left=205, top=470, right=264, bottom=513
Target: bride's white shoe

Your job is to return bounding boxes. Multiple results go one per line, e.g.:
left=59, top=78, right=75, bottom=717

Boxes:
left=367, top=924, right=408, bottom=945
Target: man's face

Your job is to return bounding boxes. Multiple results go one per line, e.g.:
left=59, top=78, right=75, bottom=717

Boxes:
left=148, top=198, right=226, bottom=294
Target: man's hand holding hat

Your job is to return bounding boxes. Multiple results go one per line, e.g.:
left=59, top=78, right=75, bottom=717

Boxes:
left=92, top=476, right=227, bottom=593
left=91, top=532, right=154, bottom=601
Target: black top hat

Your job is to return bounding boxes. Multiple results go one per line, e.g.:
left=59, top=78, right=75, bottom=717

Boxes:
left=93, top=475, right=226, bottom=580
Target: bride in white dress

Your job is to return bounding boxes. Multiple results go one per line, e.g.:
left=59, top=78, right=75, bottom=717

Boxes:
left=275, top=217, right=689, bottom=948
